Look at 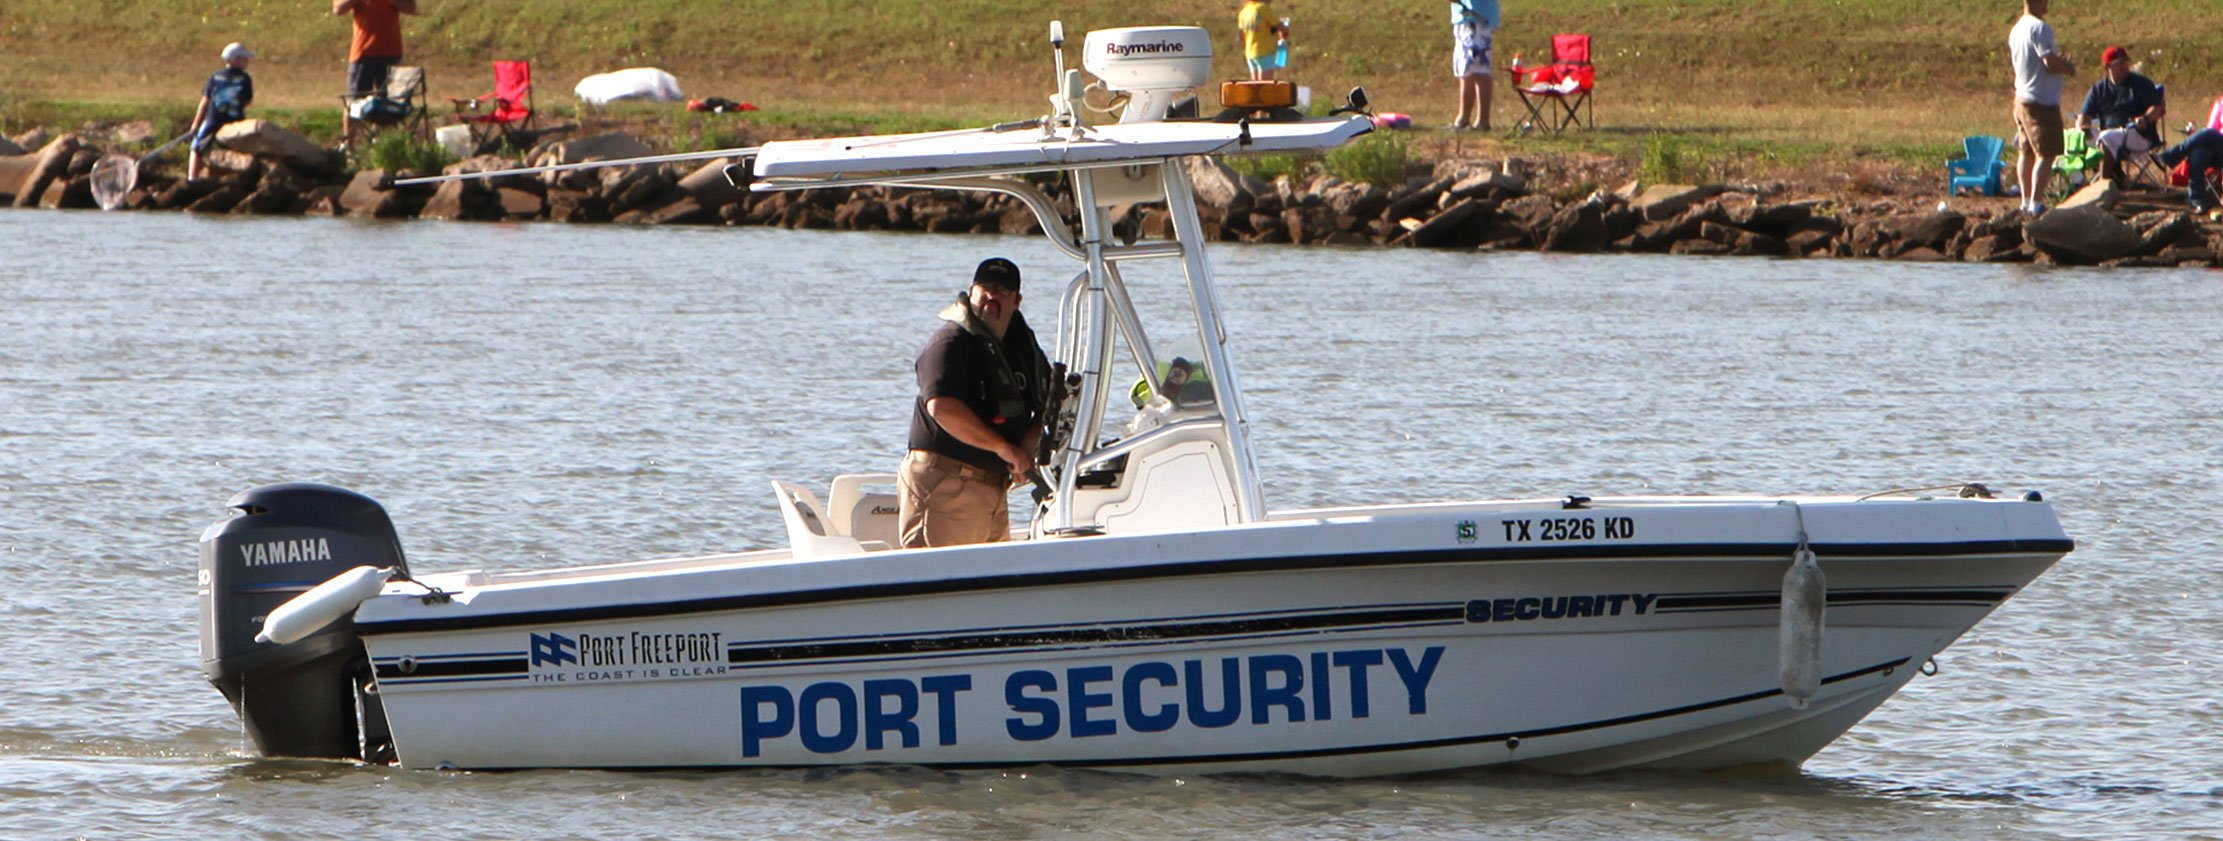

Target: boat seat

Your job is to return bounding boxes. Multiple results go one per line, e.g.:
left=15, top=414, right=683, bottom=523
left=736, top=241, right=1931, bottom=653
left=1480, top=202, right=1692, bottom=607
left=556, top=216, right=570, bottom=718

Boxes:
left=826, top=473, right=901, bottom=548
left=771, top=481, right=868, bottom=559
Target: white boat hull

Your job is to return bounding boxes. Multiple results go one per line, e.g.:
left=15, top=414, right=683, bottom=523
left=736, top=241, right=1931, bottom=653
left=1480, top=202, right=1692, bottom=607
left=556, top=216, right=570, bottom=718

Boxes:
left=352, top=496, right=2065, bottom=774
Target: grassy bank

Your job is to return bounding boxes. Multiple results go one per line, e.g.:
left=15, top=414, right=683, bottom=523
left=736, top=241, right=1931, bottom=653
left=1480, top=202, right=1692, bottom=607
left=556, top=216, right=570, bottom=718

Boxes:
left=7, top=1, right=2223, bottom=181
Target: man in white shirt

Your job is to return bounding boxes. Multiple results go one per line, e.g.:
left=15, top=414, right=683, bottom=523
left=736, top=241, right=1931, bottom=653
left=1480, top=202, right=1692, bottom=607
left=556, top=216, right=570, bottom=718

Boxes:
left=2008, top=0, right=2076, bottom=216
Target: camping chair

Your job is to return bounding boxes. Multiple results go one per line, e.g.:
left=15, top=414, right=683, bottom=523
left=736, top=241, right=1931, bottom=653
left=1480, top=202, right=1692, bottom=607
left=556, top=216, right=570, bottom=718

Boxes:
left=451, top=60, right=536, bottom=151
left=1946, top=135, right=2005, bottom=197
left=341, top=65, right=430, bottom=146
left=2109, top=127, right=2172, bottom=188
left=2121, top=84, right=2173, bottom=187
left=2123, top=148, right=2171, bottom=188
left=2051, top=128, right=2104, bottom=195
left=1509, top=33, right=1594, bottom=134
left=2166, top=158, right=2222, bottom=213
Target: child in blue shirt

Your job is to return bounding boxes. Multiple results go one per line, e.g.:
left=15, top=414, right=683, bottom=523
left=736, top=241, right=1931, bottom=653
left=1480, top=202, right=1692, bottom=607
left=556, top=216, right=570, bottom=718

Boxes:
left=1449, top=0, right=1501, bottom=131
left=189, top=43, right=256, bottom=180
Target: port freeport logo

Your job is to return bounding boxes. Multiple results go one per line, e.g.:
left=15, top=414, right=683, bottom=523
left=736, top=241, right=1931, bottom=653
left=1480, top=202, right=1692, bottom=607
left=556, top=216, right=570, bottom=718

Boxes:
left=1105, top=41, right=1186, bottom=57
left=530, top=632, right=579, bottom=667
left=529, top=630, right=730, bottom=683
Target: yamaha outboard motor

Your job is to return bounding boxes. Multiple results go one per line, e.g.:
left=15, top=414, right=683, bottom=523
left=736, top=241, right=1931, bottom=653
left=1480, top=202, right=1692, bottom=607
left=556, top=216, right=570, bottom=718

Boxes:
left=199, top=483, right=408, bottom=760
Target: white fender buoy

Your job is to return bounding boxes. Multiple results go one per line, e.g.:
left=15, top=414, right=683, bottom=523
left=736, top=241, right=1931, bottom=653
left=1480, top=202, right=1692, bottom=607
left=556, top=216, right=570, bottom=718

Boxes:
left=255, top=565, right=396, bottom=645
left=1778, top=543, right=1826, bottom=709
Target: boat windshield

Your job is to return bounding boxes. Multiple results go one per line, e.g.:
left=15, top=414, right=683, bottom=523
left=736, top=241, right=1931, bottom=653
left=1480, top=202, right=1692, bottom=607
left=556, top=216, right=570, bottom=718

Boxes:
left=1125, top=344, right=1216, bottom=410
left=1089, top=254, right=1224, bottom=439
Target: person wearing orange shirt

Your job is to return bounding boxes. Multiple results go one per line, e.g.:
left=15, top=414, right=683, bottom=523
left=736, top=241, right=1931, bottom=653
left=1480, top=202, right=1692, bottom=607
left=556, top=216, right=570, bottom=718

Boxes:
left=334, top=0, right=417, bottom=151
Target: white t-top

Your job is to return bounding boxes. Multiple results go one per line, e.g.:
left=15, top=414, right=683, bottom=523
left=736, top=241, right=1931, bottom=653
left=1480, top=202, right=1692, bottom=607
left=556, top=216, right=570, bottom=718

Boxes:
left=2008, top=14, right=2063, bottom=106
left=754, top=117, right=1375, bottom=178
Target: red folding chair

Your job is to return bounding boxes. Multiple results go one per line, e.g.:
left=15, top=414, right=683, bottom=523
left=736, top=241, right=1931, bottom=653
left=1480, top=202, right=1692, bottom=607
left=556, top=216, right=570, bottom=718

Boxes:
left=450, top=60, right=536, bottom=150
left=2167, top=158, right=2221, bottom=205
left=1510, top=33, right=1594, bottom=134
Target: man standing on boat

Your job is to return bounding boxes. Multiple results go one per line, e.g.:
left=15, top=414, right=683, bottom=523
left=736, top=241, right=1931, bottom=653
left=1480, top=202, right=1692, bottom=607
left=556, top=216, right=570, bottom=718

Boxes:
left=899, top=258, right=1053, bottom=549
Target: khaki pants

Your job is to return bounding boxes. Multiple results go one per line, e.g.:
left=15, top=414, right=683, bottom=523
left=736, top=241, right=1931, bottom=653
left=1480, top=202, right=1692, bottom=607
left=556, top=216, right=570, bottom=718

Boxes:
left=2014, top=100, right=2065, bottom=158
left=897, top=450, right=1011, bottom=549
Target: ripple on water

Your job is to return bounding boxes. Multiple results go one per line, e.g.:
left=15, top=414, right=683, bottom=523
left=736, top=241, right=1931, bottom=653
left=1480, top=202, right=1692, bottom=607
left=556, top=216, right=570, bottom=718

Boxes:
left=2, top=215, right=2220, bottom=838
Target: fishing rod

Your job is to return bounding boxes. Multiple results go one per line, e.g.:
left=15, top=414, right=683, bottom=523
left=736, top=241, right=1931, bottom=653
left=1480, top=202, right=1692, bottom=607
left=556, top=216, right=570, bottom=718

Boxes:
left=390, top=145, right=765, bottom=187
left=390, top=113, right=1059, bottom=188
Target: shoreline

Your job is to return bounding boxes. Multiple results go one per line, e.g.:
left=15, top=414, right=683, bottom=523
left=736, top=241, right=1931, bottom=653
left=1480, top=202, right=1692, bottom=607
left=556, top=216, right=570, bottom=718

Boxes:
left=6, top=120, right=2218, bottom=268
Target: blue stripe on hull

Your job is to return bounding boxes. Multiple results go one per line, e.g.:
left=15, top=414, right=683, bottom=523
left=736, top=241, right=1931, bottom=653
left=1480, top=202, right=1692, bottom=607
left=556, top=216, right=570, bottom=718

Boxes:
left=358, top=541, right=2064, bottom=636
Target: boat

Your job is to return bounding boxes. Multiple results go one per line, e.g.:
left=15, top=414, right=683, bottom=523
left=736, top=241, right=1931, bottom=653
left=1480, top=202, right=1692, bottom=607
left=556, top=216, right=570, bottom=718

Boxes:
left=197, top=24, right=2071, bottom=776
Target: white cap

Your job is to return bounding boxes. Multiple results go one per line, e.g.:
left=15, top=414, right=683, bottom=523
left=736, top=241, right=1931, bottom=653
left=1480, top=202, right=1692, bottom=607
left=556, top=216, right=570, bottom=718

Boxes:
left=221, top=42, right=255, bottom=61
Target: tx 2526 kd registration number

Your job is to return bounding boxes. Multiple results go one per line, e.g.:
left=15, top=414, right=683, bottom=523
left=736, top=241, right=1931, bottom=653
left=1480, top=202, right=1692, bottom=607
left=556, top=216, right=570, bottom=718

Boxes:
left=1500, top=516, right=1635, bottom=542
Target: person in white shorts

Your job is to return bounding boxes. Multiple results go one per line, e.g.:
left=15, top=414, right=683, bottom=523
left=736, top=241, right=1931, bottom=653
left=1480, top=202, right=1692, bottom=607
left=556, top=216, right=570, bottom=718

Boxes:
left=1448, top=0, right=1500, bottom=131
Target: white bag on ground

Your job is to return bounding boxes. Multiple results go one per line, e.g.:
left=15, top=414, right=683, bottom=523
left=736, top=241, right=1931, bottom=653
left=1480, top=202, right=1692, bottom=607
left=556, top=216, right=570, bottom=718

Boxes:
left=574, top=67, right=685, bottom=105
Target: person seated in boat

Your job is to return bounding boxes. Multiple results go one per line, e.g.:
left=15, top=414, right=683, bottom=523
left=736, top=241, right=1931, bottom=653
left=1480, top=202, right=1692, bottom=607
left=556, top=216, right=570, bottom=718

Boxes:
left=899, top=257, right=1053, bottom=549
left=1127, top=357, right=1217, bottom=410
left=1123, top=357, right=1218, bottom=436
left=1160, top=358, right=1217, bottom=407
left=1164, top=358, right=1197, bottom=406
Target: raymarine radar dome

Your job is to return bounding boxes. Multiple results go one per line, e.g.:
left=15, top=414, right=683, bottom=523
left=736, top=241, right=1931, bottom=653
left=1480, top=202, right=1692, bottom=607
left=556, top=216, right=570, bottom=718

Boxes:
left=1081, top=27, right=1212, bottom=123
left=1082, top=27, right=1212, bottom=92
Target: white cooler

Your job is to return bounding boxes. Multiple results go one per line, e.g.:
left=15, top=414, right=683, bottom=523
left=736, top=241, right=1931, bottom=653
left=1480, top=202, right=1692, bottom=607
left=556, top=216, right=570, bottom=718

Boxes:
left=436, top=124, right=475, bottom=158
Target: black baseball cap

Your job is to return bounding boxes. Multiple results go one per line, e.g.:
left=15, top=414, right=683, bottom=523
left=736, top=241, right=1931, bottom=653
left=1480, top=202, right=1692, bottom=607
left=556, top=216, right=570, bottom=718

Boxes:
left=973, top=258, right=1021, bottom=292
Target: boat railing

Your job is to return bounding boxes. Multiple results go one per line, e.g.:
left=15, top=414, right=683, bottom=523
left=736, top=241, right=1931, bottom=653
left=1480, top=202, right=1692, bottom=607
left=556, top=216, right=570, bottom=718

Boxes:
left=464, top=546, right=797, bottom=587
left=1073, top=414, right=1225, bottom=473
left=1271, top=491, right=1996, bottom=522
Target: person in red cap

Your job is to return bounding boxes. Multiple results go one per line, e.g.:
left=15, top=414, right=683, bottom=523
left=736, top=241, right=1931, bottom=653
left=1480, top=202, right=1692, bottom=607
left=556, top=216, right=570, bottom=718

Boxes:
left=2075, top=44, right=2166, bottom=182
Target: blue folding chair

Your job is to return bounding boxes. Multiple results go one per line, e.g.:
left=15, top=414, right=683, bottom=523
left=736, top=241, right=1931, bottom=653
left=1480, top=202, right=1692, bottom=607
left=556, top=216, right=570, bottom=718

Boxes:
left=1947, top=135, right=2006, bottom=196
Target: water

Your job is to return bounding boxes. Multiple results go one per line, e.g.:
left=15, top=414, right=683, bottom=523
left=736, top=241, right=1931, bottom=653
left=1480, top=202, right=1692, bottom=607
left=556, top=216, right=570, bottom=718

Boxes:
left=2, top=211, right=2217, bottom=839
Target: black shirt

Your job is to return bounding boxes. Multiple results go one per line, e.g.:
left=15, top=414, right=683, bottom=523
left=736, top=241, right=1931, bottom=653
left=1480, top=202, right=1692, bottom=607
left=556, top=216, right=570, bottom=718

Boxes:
left=908, top=307, right=1050, bottom=474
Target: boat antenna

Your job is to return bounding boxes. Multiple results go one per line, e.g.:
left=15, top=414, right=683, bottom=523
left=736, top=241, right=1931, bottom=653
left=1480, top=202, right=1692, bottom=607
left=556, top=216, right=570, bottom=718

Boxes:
left=1050, top=21, right=1067, bottom=84
left=1042, top=20, right=1074, bottom=134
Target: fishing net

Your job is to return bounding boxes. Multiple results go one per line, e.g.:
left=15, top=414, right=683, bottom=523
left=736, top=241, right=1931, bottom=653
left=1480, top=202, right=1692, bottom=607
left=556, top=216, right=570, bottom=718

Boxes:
left=87, top=130, right=195, bottom=211
left=88, top=153, right=138, bottom=211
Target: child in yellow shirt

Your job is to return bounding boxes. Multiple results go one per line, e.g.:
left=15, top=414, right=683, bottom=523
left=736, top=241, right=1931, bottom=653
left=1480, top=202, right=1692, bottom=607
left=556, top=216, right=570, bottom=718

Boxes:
left=1237, top=1, right=1290, bottom=81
